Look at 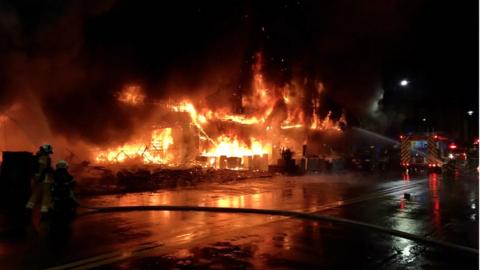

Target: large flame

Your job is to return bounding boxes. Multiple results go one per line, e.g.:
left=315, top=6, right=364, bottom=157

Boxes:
left=202, top=136, right=271, bottom=158
left=94, top=128, right=174, bottom=164
left=92, top=53, right=346, bottom=167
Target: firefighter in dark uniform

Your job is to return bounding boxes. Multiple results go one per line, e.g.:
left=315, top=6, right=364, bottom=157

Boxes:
left=51, top=160, right=78, bottom=217
left=442, top=154, right=457, bottom=177
left=25, top=144, right=54, bottom=218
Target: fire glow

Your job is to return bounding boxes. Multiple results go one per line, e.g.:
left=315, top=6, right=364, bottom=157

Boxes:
left=94, top=128, right=174, bottom=164
left=202, top=136, right=271, bottom=158
left=92, top=54, right=346, bottom=168
left=117, top=85, right=145, bottom=106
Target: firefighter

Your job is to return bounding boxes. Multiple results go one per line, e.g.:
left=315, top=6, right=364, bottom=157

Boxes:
left=25, top=144, right=54, bottom=219
left=442, top=156, right=457, bottom=177
left=51, top=160, right=78, bottom=217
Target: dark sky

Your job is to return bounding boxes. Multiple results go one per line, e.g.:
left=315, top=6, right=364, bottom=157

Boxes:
left=0, top=0, right=477, bottom=144
left=380, top=0, right=478, bottom=138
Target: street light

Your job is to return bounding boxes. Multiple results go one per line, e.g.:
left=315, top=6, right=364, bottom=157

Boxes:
left=422, top=118, right=427, bottom=122
left=400, top=79, right=409, bottom=87
left=467, top=110, right=474, bottom=116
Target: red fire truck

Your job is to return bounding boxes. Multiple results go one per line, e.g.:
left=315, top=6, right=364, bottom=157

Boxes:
left=399, top=133, right=453, bottom=171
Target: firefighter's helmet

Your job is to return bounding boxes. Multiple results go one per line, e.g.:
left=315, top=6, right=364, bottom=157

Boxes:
left=56, top=160, right=68, bottom=169
left=40, top=144, right=53, bottom=154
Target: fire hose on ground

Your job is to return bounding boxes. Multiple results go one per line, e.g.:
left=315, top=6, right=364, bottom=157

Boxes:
left=75, top=202, right=478, bottom=256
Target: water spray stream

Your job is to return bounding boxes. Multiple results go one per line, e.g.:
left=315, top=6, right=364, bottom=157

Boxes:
left=2, top=113, right=38, bottom=148
left=352, top=127, right=430, bottom=158
left=352, top=127, right=400, bottom=145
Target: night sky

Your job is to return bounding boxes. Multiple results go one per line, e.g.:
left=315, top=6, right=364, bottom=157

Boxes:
left=0, top=0, right=478, bottom=144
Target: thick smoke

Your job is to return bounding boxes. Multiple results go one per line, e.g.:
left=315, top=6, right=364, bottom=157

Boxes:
left=0, top=0, right=425, bottom=155
left=255, top=0, right=424, bottom=122
left=0, top=1, right=250, bottom=147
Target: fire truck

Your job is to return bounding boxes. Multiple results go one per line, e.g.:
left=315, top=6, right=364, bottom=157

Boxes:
left=399, top=133, right=453, bottom=171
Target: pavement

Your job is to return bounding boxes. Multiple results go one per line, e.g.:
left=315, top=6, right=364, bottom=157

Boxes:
left=0, top=171, right=478, bottom=269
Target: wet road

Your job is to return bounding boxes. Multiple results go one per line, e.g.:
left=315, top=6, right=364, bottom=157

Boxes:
left=0, top=172, right=478, bottom=269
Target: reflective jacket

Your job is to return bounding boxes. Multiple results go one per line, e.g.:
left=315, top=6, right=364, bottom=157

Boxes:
left=34, top=151, right=53, bottom=183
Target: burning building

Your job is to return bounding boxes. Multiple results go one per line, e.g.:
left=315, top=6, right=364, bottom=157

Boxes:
left=0, top=0, right=446, bottom=174
left=89, top=53, right=347, bottom=170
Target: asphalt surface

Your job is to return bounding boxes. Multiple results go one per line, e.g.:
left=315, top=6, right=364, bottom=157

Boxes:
left=0, top=172, right=478, bottom=269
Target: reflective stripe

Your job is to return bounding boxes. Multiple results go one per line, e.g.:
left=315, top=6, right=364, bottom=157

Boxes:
left=427, top=136, right=440, bottom=164
left=26, top=201, right=34, bottom=209
left=400, top=135, right=411, bottom=164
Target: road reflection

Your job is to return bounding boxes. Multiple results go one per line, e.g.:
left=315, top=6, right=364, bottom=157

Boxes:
left=2, top=174, right=441, bottom=269
left=70, top=176, right=369, bottom=259
left=428, top=173, right=442, bottom=231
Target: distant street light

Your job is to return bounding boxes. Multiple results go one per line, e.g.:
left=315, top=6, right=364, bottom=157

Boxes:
left=400, top=79, right=409, bottom=87
left=467, top=110, right=474, bottom=116
left=422, top=118, right=427, bottom=122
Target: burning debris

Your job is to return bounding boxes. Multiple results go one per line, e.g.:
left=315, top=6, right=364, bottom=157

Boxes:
left=93, top=127, right=174, bottom=164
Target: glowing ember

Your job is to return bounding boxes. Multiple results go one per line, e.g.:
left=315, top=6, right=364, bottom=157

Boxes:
left=117, top=85, right=145, bottom=106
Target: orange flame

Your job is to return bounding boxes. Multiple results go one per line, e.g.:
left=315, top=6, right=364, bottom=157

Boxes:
left=94, top=128, right=174, bottom=164
left=202, top=135, right=271, bottom=158
left=92, top=52, right=347, bottom=166
left=117, top=85, right=145, bottom=106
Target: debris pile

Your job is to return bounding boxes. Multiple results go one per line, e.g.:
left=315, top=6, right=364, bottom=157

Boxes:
left=74, top=165, right=272, bottom=196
